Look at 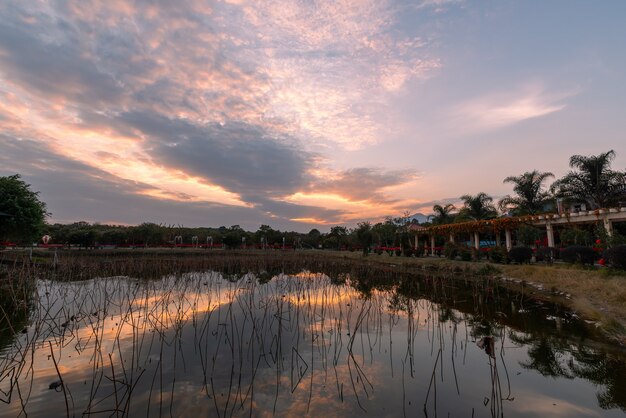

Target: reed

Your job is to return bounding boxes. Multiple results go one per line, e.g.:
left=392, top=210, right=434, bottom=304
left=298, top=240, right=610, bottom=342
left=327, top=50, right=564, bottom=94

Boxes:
left=1, top=249, right=625, bottom=416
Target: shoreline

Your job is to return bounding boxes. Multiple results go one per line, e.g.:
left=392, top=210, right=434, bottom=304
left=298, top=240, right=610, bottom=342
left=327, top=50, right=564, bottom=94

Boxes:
left=319, top=250, right=626, bottom=346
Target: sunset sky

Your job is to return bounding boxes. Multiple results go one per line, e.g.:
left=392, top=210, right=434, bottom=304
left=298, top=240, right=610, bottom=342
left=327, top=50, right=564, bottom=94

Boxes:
left=1, top=0, right=625, bottom=231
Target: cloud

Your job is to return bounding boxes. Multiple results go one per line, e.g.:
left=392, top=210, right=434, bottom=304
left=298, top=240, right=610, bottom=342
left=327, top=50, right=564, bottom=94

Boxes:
left=415, top=0, right=465, bottom=10
left=225, top=0, right=441, bottom=148
left=0, top=0, right=445, bottom=229
left=115, top=111, right=314, bottom=201
left=0, top=136, right=337, bottom=230
left=0, top=14, right=125, bottom=107
left=452, top=85, right=574, bottom=132
left=309, top=167, right=418, bottom=202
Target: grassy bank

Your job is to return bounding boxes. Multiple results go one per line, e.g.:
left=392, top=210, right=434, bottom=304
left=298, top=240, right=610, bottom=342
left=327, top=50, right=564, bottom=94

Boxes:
left=321, top=250, right=626, bottom=345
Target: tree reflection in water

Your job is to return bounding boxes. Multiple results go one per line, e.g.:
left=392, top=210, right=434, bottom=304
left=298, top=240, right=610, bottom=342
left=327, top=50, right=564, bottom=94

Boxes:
left=0, top=269, right=624, bottom=417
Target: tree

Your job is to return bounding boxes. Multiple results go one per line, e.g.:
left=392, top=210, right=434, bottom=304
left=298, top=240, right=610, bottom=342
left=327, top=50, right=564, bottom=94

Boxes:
left=372, top=221, right=397, bottom=247
left=302, top=228, right=321, bottom=249
left=134, top=222, right=165, bottom=246
left=255, top=224, right=281, bottom=246
left=551, top=150, right=626, bottom=209
left=0, top=174, right=49, bottom=243
left=430, top=204, right=456, bottom=225
left=457, top=192, right=497, bottom=221
left=355, top=222, right=373, bottom=256
left=498, top=170, right=554, bottom=215
left=328, top=226, right=348, bottom=250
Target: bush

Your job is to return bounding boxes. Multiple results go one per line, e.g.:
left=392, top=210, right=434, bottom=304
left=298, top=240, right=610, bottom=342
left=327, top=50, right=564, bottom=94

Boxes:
left=602, top=245, right=626, bottom=270
left=403, top=247, right=414, bottom=257
left=476, top=264, right=501, bottom=276
left=489, top=246, right=509, bottom=264
left=508, top=246, right=533, bottom=264
left=444, top=243, right=459, bottom=260
left=560, top=228, right=593, bottom=246
left=535, top=247, right=556, bottom=264
left=560, top=245, right=598, bottom=265
left=517, top=225, right=541, bottom=246
left=470, top=247, right=480, bottom=261
left=459, top=247, right=472, bottom=261
left=395, top=248, right=402, bottom=256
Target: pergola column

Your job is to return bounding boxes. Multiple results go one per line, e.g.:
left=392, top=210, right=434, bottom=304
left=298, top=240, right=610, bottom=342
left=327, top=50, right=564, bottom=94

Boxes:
left=603, top=217, right=614, bottom=237
left=546, top=222, right=555, bottom=248
left=505, top=228, right=512, bottom=251
left=431, top=235, right=436, bottom=256
left=495, top=232, right=501, bottom=247
left=414, top=234, right=418, bottom=249
left=449, top=233, right=455, bottom=243
left=473, top=231, right=480, bottom=250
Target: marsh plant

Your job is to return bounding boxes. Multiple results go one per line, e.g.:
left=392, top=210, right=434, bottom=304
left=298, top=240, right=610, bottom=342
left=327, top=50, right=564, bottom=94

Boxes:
left=0, top=253, right=625, bottom=417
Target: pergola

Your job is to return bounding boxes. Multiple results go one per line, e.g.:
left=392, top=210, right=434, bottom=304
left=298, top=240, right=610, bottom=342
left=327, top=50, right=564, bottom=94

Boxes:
left=414, top=206, right=626, bottom=256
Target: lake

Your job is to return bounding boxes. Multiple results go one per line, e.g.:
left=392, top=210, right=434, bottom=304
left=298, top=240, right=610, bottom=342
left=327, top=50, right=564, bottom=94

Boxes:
left=1, top=269, right=625, bottom=417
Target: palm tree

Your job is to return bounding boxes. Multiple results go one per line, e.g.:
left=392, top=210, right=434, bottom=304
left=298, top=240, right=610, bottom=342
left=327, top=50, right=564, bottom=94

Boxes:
left=430, top=203, right=456, bottom=225
left=457, top=192, right=497, bottom=221
left=498, top=170, right=554, bottom=215
left=551, top=150, right=625, bottom=209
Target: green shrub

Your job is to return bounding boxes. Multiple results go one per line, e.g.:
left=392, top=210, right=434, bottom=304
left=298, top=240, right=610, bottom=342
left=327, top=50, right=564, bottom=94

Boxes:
left=602, top=245, right=626, bottom=269
left=561, top=245, right=597, bottom=265
left=489, top=246, right=509, bottom=264
left=403, top=247, right=414, bottom=257
left=536, top=247, right=556, bottom=264
left=476, top=263, right=501, bottom=276
left=444, top=242, right=458, bottom=260
left=508, top=246, right=533, bottom=264
left=517, top=225, right=541, bottom=246
left=395, top=248, right=402, bottom=256
left=470, top=247, right=480, bottom=261
left=560, top=228, right=593, bottom=246
left=459, top=247, right=472, bottom=261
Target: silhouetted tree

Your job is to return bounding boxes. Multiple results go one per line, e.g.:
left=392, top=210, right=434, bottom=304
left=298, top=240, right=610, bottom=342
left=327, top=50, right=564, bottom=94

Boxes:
left=457, top=192, right=497, bottom=221
left=430, top=203, right=456, bottom=225
left=551, top=150, right=625, bottom=209
left=499, top=170, right=554, bottom=215
left=0, top=174, right=49, bottom=243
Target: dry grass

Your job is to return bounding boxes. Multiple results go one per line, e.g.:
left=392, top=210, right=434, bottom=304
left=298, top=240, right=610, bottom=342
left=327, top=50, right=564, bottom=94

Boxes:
left=321, top=250, right=626, bottom=344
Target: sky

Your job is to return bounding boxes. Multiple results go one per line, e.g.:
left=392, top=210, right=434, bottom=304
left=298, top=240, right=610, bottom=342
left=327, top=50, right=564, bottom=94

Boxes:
left=1, top=0, right=625, bottom=232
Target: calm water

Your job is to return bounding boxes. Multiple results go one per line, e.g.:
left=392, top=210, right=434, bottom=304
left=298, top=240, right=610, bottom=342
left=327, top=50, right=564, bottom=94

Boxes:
left=1, top=271, right=625, bottom=417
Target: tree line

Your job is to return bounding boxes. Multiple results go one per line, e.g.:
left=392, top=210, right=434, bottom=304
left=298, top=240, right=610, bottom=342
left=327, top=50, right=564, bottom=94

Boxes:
left=1, top=150, right=624, bottom=249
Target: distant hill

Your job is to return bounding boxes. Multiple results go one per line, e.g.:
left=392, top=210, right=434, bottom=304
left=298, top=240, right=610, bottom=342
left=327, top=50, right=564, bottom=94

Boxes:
left=408, top=213, right=430, bottom=224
